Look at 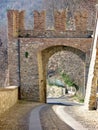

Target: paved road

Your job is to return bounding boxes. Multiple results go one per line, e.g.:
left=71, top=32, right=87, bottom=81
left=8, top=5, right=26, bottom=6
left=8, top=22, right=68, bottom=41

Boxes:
left=53, top=105, right=87, bottom=130
left=29, top=97, right=85, bottom=130
left=0, top=97, right=85, bottom=130
left=40, top=104, right=74, bottom=130
left=47, top=97, right=83, bottom=106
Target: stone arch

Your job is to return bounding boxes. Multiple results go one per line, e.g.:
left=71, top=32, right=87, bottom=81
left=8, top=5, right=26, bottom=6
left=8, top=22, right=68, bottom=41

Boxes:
left=37, top=45, right=86, bottom=103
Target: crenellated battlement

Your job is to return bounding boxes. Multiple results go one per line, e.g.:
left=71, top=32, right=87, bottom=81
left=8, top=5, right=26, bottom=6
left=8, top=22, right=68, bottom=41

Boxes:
left=54, top=10, right=66, bottom=31
left=33, top=10, right=46, bottom=31
left=75, top=11, right=88, bottom=31
left=7, top=10, right=25, bottom=39
left=7, top=9, right=90, bottom=39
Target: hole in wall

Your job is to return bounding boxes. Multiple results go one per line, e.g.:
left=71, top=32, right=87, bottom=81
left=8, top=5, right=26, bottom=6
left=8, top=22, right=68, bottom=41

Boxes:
left=25, top=52, right=29, bottom=58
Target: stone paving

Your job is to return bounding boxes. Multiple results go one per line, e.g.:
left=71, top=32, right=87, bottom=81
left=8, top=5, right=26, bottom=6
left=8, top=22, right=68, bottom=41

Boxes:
left=0, top=99, right=98, bottom=130
left=0, top=100, right=41, bottom=130
left=0, top=100, right=73, bottom=130
left=40, top=104, right=73, bottom=130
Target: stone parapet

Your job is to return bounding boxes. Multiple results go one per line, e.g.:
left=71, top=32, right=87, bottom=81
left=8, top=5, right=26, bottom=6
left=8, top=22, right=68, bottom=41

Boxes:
left=0, top=86, right=18, bottom=115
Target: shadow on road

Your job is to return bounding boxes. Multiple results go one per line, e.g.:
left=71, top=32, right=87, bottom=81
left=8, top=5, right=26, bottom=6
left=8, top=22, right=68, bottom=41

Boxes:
left=47, top=102, right=73, bottom=106
left=47, top=97, right=84, bottom=106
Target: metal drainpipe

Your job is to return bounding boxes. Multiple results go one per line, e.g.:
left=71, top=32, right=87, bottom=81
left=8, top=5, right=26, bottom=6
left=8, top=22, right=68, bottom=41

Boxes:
left=17, top=39, right=21, bottom=99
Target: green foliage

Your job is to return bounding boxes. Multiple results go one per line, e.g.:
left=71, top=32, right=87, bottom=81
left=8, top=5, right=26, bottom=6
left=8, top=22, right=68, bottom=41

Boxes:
left=72, top=83, right=79, bottom=91
left=25, top=33, right=30, bottom=37
left=61, top=72, right=79, bottom=90
left=73, top=94, right=84, bottom=103
left=61, top=73, right=74, bottom=87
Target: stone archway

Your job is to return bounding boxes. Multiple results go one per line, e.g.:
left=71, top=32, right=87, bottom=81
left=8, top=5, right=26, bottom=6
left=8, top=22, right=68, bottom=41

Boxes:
left=37, top=45, right=86, bottom=103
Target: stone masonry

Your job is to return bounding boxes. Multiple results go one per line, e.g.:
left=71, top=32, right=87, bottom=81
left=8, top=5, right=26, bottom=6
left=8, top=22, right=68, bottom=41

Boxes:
left=85, top=5, right=98, bottom=110
left=48, top=50, right=86, bottom=97
left=33, top=11, right=46, bottom=31
left=0, top=86, right=18, bottom=115
left=54, top=10, right=66, bottom=31
left=7, top=8, right=94, bottom=103
left=75, top=11, right=88, bottom=31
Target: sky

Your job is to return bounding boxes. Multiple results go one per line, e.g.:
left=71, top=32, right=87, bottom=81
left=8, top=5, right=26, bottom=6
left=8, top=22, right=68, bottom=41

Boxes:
left=0, top=0, right=43, bottom=29
left=0, top=0, right=44, bottom=45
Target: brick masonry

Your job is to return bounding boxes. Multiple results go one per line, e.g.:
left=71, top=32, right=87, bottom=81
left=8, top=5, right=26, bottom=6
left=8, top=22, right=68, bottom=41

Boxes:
left=54, top=10, right=66, bottom=31
left=45, top=0, right=96, bottom=30
left=74, top=11, right=88, bottom=31
left=0, top=0, right=96, bottom=89
left=8, top=37, right=92, bottom=102
left=33, top=11, right=46, bottom=31
left=7, top=5, right=95, bottom=103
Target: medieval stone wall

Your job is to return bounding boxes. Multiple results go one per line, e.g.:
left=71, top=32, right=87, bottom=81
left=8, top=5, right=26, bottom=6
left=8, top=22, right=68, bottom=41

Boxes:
left=45, top=0, right=96, bottom=30
left=33, top=11, right=46, bottom=31
left=54, top=10, right=66, bottom=31
left=19, top=41, right=39, bottom=101
left=7, top=10, right=25, bottom=39
left=7, top=9, right=92, bottom=39
left=0, top=45, right=8, bottom=87
left=7, top=4, right=95, bottom=101
left=0, top=0, right=96, bottom=89
left=16, top=38, right=92, bottom=101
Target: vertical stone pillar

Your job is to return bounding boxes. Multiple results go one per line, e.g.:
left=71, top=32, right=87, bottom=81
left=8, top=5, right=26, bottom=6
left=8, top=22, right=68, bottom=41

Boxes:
left=33, top=11, right=46, bottom=31
left=37, top=51, right=46, bottom=103
left=84, top=5, right=98, bottom=110
left=7, top=10, right=21, bottom=87
left=74, top=11, right=88, bottom=31
left=54, top=10, right=66, bottom=32
left=88, top=70, right=97, bottom=110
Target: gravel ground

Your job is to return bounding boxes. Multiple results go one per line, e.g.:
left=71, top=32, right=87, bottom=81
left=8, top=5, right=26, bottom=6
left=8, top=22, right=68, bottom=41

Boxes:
left=64, top=105, right=98, bottom=130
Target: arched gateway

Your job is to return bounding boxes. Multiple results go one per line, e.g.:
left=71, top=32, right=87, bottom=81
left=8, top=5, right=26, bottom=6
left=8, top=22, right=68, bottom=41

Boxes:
left=7, top=10, right=93, bottom=107
left=38, top=45, right=86, bottom=102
